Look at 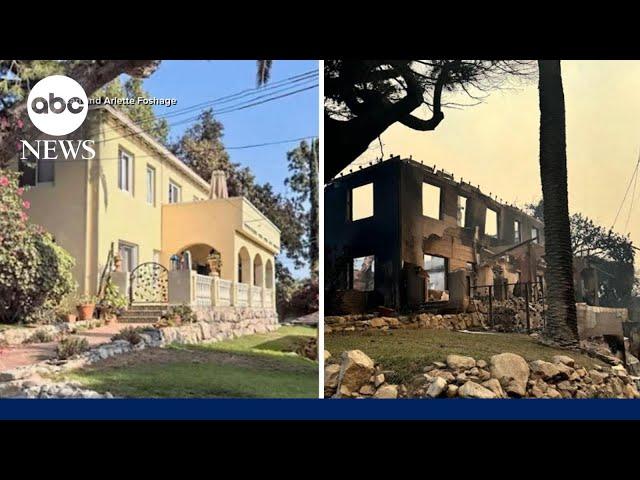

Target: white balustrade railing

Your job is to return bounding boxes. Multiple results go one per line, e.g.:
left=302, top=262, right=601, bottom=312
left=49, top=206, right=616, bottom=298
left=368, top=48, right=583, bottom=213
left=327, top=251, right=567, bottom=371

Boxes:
left=195, top=274, right=213, bottom=307
left=236, top=282, right=250, bottom=307
left=263, top=288, right=273, bottom=307
left=251, top=285, right=263, bottom=307
left=217, top=279, right=232, bottom=306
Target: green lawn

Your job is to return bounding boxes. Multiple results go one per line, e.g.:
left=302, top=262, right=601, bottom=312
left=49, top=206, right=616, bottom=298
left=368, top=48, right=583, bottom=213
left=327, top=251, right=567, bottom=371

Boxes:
left=325, top=329, right=607, bottom=384
left=59, top=326, right=318, bottom=398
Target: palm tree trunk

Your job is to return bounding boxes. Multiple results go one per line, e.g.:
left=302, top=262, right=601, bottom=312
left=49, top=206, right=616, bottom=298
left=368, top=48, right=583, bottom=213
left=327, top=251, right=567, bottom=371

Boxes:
left=538, top=60, right=579, bottom=346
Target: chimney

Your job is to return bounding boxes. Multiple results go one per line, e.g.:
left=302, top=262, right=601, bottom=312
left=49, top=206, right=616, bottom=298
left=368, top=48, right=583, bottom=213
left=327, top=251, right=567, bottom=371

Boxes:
left=209, top=170, right=229, bottom=199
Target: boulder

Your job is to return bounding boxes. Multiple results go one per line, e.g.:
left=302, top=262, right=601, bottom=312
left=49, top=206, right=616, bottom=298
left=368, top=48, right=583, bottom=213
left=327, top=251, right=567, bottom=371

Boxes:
left=446, top=354, right=475, bottom=370
left=374, top=373, right=385, bottom=388
left=337, top=350, right=375, bottom=394
left=324, top=364, right=341, bottom=390
left=373, top=384, right=398, bottom=399
left=529, top=360, right=562, bottom=380
left=552, top=355, right=575, bottom=368
left=370, top=317, right=388, bottom=328
left=446, top=384, right=459, bottom=398
left=323, top=350, right=331, bottom=362
left=458, top=381, right=497, bottom=399
left=490, top=353, right=530, bottom=397
left=481, top=378, right=506, bottom=398
left=426, top=377, right=448, bottom=398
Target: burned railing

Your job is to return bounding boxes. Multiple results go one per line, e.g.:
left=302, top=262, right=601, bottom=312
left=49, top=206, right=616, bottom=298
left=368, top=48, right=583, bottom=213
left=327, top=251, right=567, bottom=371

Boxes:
left=470, top=281, right=545, bottom=333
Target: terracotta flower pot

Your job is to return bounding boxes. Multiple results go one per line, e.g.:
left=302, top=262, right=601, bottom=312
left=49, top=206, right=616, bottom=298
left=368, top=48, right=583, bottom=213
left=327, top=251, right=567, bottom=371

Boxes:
left=104, top=313, right=117, bottom=324
left=77, top=303, right=95, bottom=321
left=64, top=313, right=77, bottom=323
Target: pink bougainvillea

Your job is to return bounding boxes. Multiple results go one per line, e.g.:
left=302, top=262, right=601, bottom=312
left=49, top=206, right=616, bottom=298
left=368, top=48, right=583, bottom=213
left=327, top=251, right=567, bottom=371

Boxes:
left=0, top=176, right=9, bottom=187
left=22, top=200, right=30, bottom=209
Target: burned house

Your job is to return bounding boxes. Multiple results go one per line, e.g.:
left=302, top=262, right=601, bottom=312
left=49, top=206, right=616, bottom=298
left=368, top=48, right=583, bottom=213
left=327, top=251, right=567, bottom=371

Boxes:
left=324, top=156, right=546, bottom=314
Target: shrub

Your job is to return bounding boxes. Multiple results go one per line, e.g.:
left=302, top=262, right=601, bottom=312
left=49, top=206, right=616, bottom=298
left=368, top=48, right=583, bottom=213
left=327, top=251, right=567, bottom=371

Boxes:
left=0, top=170, right=76, bottom=324
left=24, top=329, right=55, bottom=344
left=56, top=336, right=89, bottom=360
left=111, top=326, right=148, bottom=345
left=97, top=281, right=128, bottom=316
left=162, top=304, right=197, bottom=324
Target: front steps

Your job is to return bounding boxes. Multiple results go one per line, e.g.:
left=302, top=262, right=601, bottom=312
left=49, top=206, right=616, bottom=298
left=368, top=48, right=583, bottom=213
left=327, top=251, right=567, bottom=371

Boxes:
left=119, top=303, right=167, bottom=323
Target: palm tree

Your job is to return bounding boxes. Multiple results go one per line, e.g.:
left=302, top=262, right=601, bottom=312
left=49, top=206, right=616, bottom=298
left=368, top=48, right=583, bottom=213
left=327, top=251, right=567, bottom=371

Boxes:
left=537, top=60, right=579, bottom=346
left=257, top=60, right=273, bottom=86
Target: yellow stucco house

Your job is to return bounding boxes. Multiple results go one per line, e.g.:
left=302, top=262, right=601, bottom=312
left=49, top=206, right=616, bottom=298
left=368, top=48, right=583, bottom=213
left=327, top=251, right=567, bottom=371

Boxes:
left=18, top=105, right=279, bottom=321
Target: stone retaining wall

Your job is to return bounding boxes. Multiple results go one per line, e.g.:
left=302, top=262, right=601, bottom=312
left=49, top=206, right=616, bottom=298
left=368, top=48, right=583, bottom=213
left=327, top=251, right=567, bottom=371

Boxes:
left=325, top=311, right=488, bottom=334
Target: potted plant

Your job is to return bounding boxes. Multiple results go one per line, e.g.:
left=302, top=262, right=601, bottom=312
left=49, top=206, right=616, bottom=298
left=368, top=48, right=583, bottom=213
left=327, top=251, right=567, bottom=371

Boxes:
left=97, top=281, right=127, bottom=324
left=161, top=304, right=196, bottom=326
left=56, top=292, right=79, bottom=323
left=207, top=251, right=222, bottom=277
left=76, top=294, right=98, bottom=321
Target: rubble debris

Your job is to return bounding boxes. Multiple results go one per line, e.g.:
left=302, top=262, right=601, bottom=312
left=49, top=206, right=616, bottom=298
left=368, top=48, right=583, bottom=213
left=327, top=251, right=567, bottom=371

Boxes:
left=324, top=350, right=640, bottom=399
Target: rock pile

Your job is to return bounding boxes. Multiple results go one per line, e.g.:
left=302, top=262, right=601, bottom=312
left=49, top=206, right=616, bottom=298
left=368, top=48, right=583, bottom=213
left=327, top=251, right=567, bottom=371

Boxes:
left=324, top=350, right=402, bottom=399
left=488, top=298, right=545, bottom=332
left=324, top=350, right=640, bottom=399
left=325, top=311, right=488, bottom=334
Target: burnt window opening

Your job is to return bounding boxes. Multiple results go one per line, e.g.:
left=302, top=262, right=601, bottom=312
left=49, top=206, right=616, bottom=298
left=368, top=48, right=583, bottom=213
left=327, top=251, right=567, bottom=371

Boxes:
left=422, top=182, right=441, bottom=220
left=457, top=195, right=467, bottom=227
left=423, top=254, right=448, bottom=300
left=351, top=255, right=375, bottom=291
left=351, top=183, right=374, bottom=221
left=514, top=220, right=521, bottom=243
left=485, top=208, right=499, bottom=238
left=532, top=227, right=540, bottom=244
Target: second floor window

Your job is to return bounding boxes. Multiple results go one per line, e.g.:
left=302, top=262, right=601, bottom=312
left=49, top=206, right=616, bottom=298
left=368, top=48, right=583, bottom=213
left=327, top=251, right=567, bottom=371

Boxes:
left=532, top=227, right=540, bottom=244
left=146, top=166, right=156, bottom=205
left=457, top=195, right=467, bottom=227
left=168, top=181, right=181, bottom=204
left=118, top=149, right=133, bottom=193
left=422, top=182, right=441, bottom=220
left=19, top=157, right=54, bottom=186
left=514, top=220, right=521, bottom=243
left=351, top=183, right=373, bottom=221
left=485, top=208, right=498, bottom=238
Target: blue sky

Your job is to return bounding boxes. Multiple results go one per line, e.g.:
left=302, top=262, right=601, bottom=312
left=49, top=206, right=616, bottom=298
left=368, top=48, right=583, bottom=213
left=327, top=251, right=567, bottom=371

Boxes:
left=140, top=60, right=319, bottom=278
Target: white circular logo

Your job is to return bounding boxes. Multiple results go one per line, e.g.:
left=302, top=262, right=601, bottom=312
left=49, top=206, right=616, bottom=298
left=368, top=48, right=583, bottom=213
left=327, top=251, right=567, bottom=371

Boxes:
left=27, top=75, right=88, bottom=136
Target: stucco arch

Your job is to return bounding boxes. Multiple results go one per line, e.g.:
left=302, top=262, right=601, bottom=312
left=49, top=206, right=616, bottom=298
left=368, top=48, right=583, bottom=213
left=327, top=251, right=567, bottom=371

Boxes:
left=175, top=243, right=221, bottom=275
left=238, top=246, right=252, bottom=284
left=253, top=253, right=264, bottom=286
left=265, top=259, right=274, bottom=288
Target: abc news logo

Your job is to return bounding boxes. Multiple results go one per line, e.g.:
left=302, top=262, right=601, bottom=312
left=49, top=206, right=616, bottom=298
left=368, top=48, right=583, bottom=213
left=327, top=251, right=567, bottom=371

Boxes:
left=22, top=75, right=95, bottom=161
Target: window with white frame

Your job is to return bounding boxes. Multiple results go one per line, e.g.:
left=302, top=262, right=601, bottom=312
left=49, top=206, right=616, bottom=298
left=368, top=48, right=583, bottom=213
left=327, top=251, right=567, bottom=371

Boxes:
left=18, top=156, right=54, bottom=186
left=118, top=241, right=138, bottom=272
left=532, top=227, right=540, bottom=244
left=168, top=180, right=181, bottom=204
left=118, top=148, right=133, bottom=193
left=514, top=220, right=521, bottom=243
left=351, top=183, right=373, bottom=221
left=422, top=182, right=441, bottom=219
left=146, top=165, right=156, bottom=205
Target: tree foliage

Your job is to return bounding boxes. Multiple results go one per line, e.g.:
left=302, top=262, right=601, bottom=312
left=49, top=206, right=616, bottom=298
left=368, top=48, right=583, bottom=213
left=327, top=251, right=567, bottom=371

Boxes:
left=0, top=60, right=160, bottom=166
left=0, top=169, right=76, bottom=323
left=285, top=139, right=319, bottom=277
left=526, top=199, right=635, bottom=264
left=93, top=77, right=169, bottom=144
left=324, top=60, right=535, bottom=179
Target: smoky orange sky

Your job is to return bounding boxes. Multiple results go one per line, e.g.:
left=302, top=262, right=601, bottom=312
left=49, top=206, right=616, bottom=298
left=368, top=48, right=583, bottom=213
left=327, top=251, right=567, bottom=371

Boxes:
left=347, top=60, right=640, bottom=268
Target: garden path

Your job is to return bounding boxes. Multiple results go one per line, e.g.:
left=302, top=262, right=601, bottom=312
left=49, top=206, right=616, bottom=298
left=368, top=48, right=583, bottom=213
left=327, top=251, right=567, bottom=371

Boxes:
left=0, top=322, right=152, bottom=372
